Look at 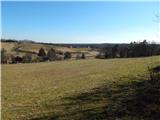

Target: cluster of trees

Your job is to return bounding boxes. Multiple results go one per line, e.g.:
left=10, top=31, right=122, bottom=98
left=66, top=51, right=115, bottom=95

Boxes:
left=37, top=48, right=73, bottom=61
left=1, top=48, right=63, bottom=63
left=1, top=47, right=86, bottom=64
left=96, top=40, right=160, bottom=59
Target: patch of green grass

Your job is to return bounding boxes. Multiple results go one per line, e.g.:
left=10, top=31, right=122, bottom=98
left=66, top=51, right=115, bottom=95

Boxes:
left=2, top=56, right=160, bottom=120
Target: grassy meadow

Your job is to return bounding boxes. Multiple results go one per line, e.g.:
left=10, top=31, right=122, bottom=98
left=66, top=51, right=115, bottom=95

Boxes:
left=1, top=42, right=97, bottom=58
left=2, top=56, right=160, bottom=120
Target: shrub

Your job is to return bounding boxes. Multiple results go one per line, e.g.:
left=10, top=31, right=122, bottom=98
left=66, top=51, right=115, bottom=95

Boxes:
left=47, top=48, right=56, bottom=61
left=95, top=53, right=105, bottom=59
left=55, top=55, right=64, bottom=61
left=38, top=48, right=49, bottom=62
left=22, top=53, right=32, bottom=63
left=148, top=66, right=160, bottom=81
left=11, top=56, right=23, bottom=63
left=76, top=54, right=81, bottom=60
left=38, top=48, right=46, bottom=57
left=64, top=52, right=72, bottom=59
left=1, top=48, right=8, bottom=63
left=32, top=56, right=41, bottom=62
left=81, top=53, right=86, bottom=59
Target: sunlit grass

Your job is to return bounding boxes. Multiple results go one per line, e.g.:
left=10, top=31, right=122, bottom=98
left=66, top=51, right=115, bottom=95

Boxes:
left=2, top=56, right=160, bottom=120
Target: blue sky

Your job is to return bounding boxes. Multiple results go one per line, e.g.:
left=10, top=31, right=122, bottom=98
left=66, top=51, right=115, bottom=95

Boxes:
left=2, top=1, right=160, bottom=43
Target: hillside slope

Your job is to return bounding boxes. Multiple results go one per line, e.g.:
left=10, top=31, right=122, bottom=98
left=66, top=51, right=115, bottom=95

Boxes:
left=1, top=42, right=98, bottom=58
left=2, top=56, right=160, bottom=120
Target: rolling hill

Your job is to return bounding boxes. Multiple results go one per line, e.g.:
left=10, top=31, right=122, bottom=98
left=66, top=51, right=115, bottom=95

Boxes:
left=1, top=41, right=99, bottom=59
left=2, top=56, right=160, bottom=120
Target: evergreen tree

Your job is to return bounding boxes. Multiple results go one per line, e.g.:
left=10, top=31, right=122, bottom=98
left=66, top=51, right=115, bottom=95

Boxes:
left=64, top=52, right=71, bottom=59
left=47, top=48, right=56, bottom=61
left=38, top=48, right=46, bottom=57
left=81, top=53, right=86, bottom=59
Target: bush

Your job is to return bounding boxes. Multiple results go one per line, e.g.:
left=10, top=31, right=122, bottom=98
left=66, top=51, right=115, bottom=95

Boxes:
left=32, top=56, right=41, bottom=62
left=38, top=48, right=48, bottom=62
left=95, top=53, right=105, bottom=59
left=76, top=54, right=81, bottom=60
left=22, top=53, right=32, bottom=63
left=1, top=48, right=8, bottom=63
left=148, top=66, right=160, bottom=81
left=47, top=48, right=56, bottom=61
left=38, top=48, right=46, bottom=57
left=81, top=53, right=86, bottom=59
left=55, top=55, right=64, bottom=61
left=11, top=56, right=23, bottom=63
left=64, top=52, right=72, bottom=59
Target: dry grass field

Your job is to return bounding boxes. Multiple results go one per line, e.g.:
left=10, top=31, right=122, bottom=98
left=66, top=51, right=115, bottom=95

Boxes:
left=1, top=42, right=97, bottom=58
left=2, top=56, right=160, bottom=120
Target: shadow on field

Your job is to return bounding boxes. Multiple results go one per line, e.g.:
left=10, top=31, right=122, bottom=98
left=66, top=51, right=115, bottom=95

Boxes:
left=30, top=75, right=160, bottom=120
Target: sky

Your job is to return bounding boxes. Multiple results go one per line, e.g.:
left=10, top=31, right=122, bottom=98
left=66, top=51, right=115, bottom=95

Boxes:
left=1, top=1, right=160, bottom=43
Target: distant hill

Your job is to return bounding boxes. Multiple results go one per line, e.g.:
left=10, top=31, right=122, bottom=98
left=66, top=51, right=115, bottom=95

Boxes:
left=1, top=38, right=130, bottom=49
left=1, top=38, right=160, bottom=59
left=1, top=39, right=99, bottom=58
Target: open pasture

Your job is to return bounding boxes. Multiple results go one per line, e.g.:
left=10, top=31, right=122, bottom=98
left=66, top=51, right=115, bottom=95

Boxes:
left=2, top=56, right=160, bottom=120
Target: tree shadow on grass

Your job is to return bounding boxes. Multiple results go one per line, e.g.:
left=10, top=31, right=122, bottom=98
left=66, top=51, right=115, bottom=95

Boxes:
left=30, top=75, right=160, bottom=120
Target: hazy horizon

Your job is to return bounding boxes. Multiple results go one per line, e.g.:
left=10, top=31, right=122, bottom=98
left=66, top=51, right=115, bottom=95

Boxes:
left=2, top=1, right=160, bottom=43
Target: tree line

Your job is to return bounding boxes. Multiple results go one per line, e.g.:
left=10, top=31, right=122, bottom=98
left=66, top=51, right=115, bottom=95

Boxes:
left=1, top=48, right=86, bottom=64
left=96, top=40, right=160, bottom=59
